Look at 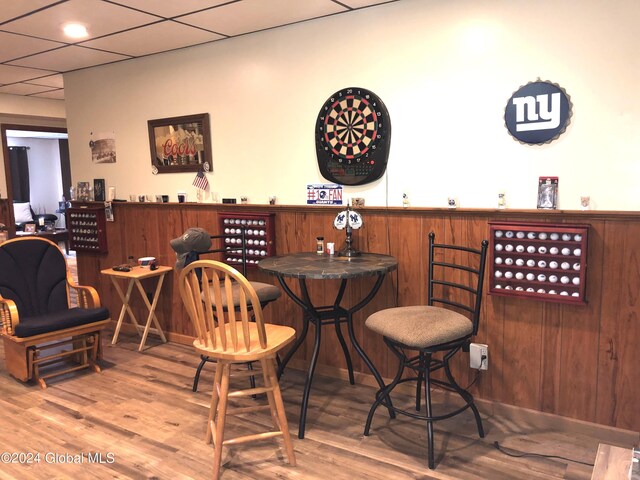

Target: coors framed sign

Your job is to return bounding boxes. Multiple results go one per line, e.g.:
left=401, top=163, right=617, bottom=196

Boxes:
left=148, top=113, right=212, bottom=174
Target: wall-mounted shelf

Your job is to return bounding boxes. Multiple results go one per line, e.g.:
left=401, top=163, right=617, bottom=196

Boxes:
left=489, top=221, right=588, bottom=304
left=218, top=212, right=275, bottom=269
left=67, top=206, right=108, bottom=253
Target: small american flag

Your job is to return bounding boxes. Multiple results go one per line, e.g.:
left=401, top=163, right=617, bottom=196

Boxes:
left=192, top=170, right=209, bottom=191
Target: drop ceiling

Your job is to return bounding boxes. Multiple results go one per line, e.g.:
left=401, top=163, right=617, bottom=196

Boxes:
left=0, top=0, right=397, bottom=101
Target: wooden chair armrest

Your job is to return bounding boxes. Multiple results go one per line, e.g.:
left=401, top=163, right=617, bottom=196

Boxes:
left=68, top=284, right=102, bottom=309
left=0, top=296, right=20, bottom=336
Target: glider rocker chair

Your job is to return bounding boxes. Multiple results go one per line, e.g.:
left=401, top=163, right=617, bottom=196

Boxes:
left=182, top=231, right=281, bottom=392
left=364, top=232, right=488, bottom=469
left=178, top=259, right=296, bottom=479
left=0, top=237, right=110, bottom=388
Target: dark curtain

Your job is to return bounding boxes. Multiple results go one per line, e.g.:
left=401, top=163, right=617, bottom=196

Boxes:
left=9, top=147, right=30, bottom=203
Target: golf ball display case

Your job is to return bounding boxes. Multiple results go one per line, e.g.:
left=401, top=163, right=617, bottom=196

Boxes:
left=219, top=212, right=276, bottom=269
left=489, top=221, right=589, bottom=304
left=67, top=205, right=108, bottom=253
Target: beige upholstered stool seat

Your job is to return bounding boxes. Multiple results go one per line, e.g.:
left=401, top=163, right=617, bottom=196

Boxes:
left=202, top=281, right=281, bottom=307
left=366, top=305, right=473, bottom=349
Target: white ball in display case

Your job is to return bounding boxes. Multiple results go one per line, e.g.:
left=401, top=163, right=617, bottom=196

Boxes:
left=561, top=248, right=571, bottom=255
left=562, top=233, right=571, bottom=241
left=527, top=232, right=536, bottom=239
left=573, top=262, right=581, bottom=271
left=516, top=245, right=525, bottom=252
left=537, top=274, right=546, bottom=282
left=538, top=260, right=547, bottom=268
left=495, top=244, right=503, bottom=251
left=505, top=231, right=514, bottom=238
left=526, top=273, right=535, bottom=281
left=550, top=233, right=560, bottom=240
left=515, top=272, right=524, bottom=280
left=560, top=276, right=570, bottom=284
left=549, top=275, right=558, bottom=283
left=538, top=246, right=547, bottom=254
left=504, top=244, right=514, bottom=252
left=572, top=277, right=580, bottom=285
left=495, top=257, right=503, bottom=264
left=549, top=247, right=559, bottom=255
left=516, top=258, right=525, bottom=266
left=495, top=270, right=503, bottom=278
left=527, top=259, right=536, bottom=267
left=495, top=230, right=503, bottom=238
left=505, top=258, right=514, bottom=265
left=538, top=232, right=548, bottom=240
left=573, top=248, right=582, bottom=256
left=561, top=262, right=570, bottom=270
left=549, top=261, right=559, bottom=269
left=527, top=246, right=536, bottom=253
left=516, top=231, right=525, bottom=239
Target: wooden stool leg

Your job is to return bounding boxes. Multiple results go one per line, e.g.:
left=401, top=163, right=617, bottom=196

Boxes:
left=212, top=363, right=231, bottom=480
left=207, top=362, right=224, bottom=445
left=265, top=358, right=296, bottom=466
left=260, top=358, right=281, bottom=430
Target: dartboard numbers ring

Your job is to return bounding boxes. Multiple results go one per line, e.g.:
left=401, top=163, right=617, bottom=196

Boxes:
left=315, top=87, right=391, bottom=186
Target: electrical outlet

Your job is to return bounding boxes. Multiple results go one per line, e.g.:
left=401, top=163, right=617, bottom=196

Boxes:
left=470, top=343, right=488, bottom=370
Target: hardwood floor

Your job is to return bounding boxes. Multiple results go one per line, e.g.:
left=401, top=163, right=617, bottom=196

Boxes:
left=0, top=335, right=636, bottom=480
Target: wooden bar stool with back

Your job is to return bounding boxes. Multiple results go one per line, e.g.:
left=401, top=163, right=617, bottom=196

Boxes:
left=178, top=259, right=296, bottom=478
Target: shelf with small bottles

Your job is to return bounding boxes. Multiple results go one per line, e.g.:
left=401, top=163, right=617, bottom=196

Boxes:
left=489, top=221, right=588, bottom=304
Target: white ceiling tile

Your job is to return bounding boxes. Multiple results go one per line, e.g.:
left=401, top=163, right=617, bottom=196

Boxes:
left=31, top=88, right=65, bottom=100
left=1, top=0, right=161, bottom=43
left=80, top=21, right=224, bottom=56
left=0, top=64, right=57, bottom=84
left=0, top=31, right=64, bottom=63
left=177, top=0, right=347, bottom=36
left=0, top=83, right=53, bottom=95
left=0, top=0, right=60, bottom=23
left=108, top=0, right=231, bottom=19
left=8, top=45, right=130, bottom=72
left=24, top=73, right=64, bottom=88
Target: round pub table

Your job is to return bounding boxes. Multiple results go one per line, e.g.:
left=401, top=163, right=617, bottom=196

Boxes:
left=259, top=251, right=397, bottom=439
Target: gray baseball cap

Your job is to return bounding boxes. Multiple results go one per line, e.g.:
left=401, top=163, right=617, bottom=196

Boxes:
left=170, top=227, right=212, bottom=268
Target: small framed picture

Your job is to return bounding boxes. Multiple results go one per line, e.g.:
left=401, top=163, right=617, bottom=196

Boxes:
left=537, top=177, right=558, bottom=209
left=24, top=223, right=36, bottom=233
left=94, top=178, right=106, bottom=202
left=77, top=181, right=91, bottom=201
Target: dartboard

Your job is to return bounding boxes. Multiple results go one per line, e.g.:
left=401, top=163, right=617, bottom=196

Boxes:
left=315, top=87, right=391, bottom=186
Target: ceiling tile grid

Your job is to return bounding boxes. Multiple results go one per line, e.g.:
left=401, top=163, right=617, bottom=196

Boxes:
left=0, top=0, right=397, bottom=101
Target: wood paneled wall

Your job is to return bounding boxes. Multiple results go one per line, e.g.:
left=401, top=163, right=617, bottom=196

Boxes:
left=75, top=202, right=640, bottom=433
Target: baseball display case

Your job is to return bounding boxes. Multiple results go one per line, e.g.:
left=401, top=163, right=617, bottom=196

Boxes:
left=489, top=221, right=588, bottom=304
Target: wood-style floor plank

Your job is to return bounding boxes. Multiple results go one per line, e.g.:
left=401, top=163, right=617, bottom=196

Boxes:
left=0, top=334, right=634, bottom=479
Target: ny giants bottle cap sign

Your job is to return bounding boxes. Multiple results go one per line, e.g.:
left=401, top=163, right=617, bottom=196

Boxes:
left=504, top=80, right=572, bottom=145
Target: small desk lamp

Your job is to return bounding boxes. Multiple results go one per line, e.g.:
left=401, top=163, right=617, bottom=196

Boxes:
left=333, top=205, right=363, bottom=257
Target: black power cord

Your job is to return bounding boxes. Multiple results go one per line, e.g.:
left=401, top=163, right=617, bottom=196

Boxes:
left=493, top=441, right=595, bottom=467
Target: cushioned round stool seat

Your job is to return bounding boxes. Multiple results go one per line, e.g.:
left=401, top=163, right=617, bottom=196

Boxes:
left=366, top=305, right=473, bottom=349
left=202, top=281, right=281, bottom=307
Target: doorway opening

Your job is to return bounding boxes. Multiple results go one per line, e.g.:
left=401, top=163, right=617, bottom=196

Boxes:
left=1, top=124, right=70, bottom=236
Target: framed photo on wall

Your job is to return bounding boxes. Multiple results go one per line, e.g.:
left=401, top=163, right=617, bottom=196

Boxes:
left=537, top=177, right=558, bottom=209
left=148, top=113, right=212, bottom=174
left=94, top=178, right=105, bottom=202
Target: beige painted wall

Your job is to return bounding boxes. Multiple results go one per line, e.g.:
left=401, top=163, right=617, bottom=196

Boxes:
left=61, top=0, right=640, bottom=210
left=0, top=93, right=66, bottom=199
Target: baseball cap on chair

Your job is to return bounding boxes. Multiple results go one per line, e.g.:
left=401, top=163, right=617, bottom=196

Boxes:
left=170, top=227, right=212, bottom=269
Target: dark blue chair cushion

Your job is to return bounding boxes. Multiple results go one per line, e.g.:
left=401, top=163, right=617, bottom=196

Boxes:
left=0, top=238, right=69, bottom=318
left=13, top=307, right=110, bottom=338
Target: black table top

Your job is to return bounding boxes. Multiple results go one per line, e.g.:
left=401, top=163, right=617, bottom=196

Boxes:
left=258, top=252, right=397, bottom=280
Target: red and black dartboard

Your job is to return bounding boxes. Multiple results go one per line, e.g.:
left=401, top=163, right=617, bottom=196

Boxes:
left=315, top=87, right=391, bottom=186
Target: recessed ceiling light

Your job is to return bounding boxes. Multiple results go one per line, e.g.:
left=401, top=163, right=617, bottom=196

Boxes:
left=63, top=23, right=88, bottom=39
